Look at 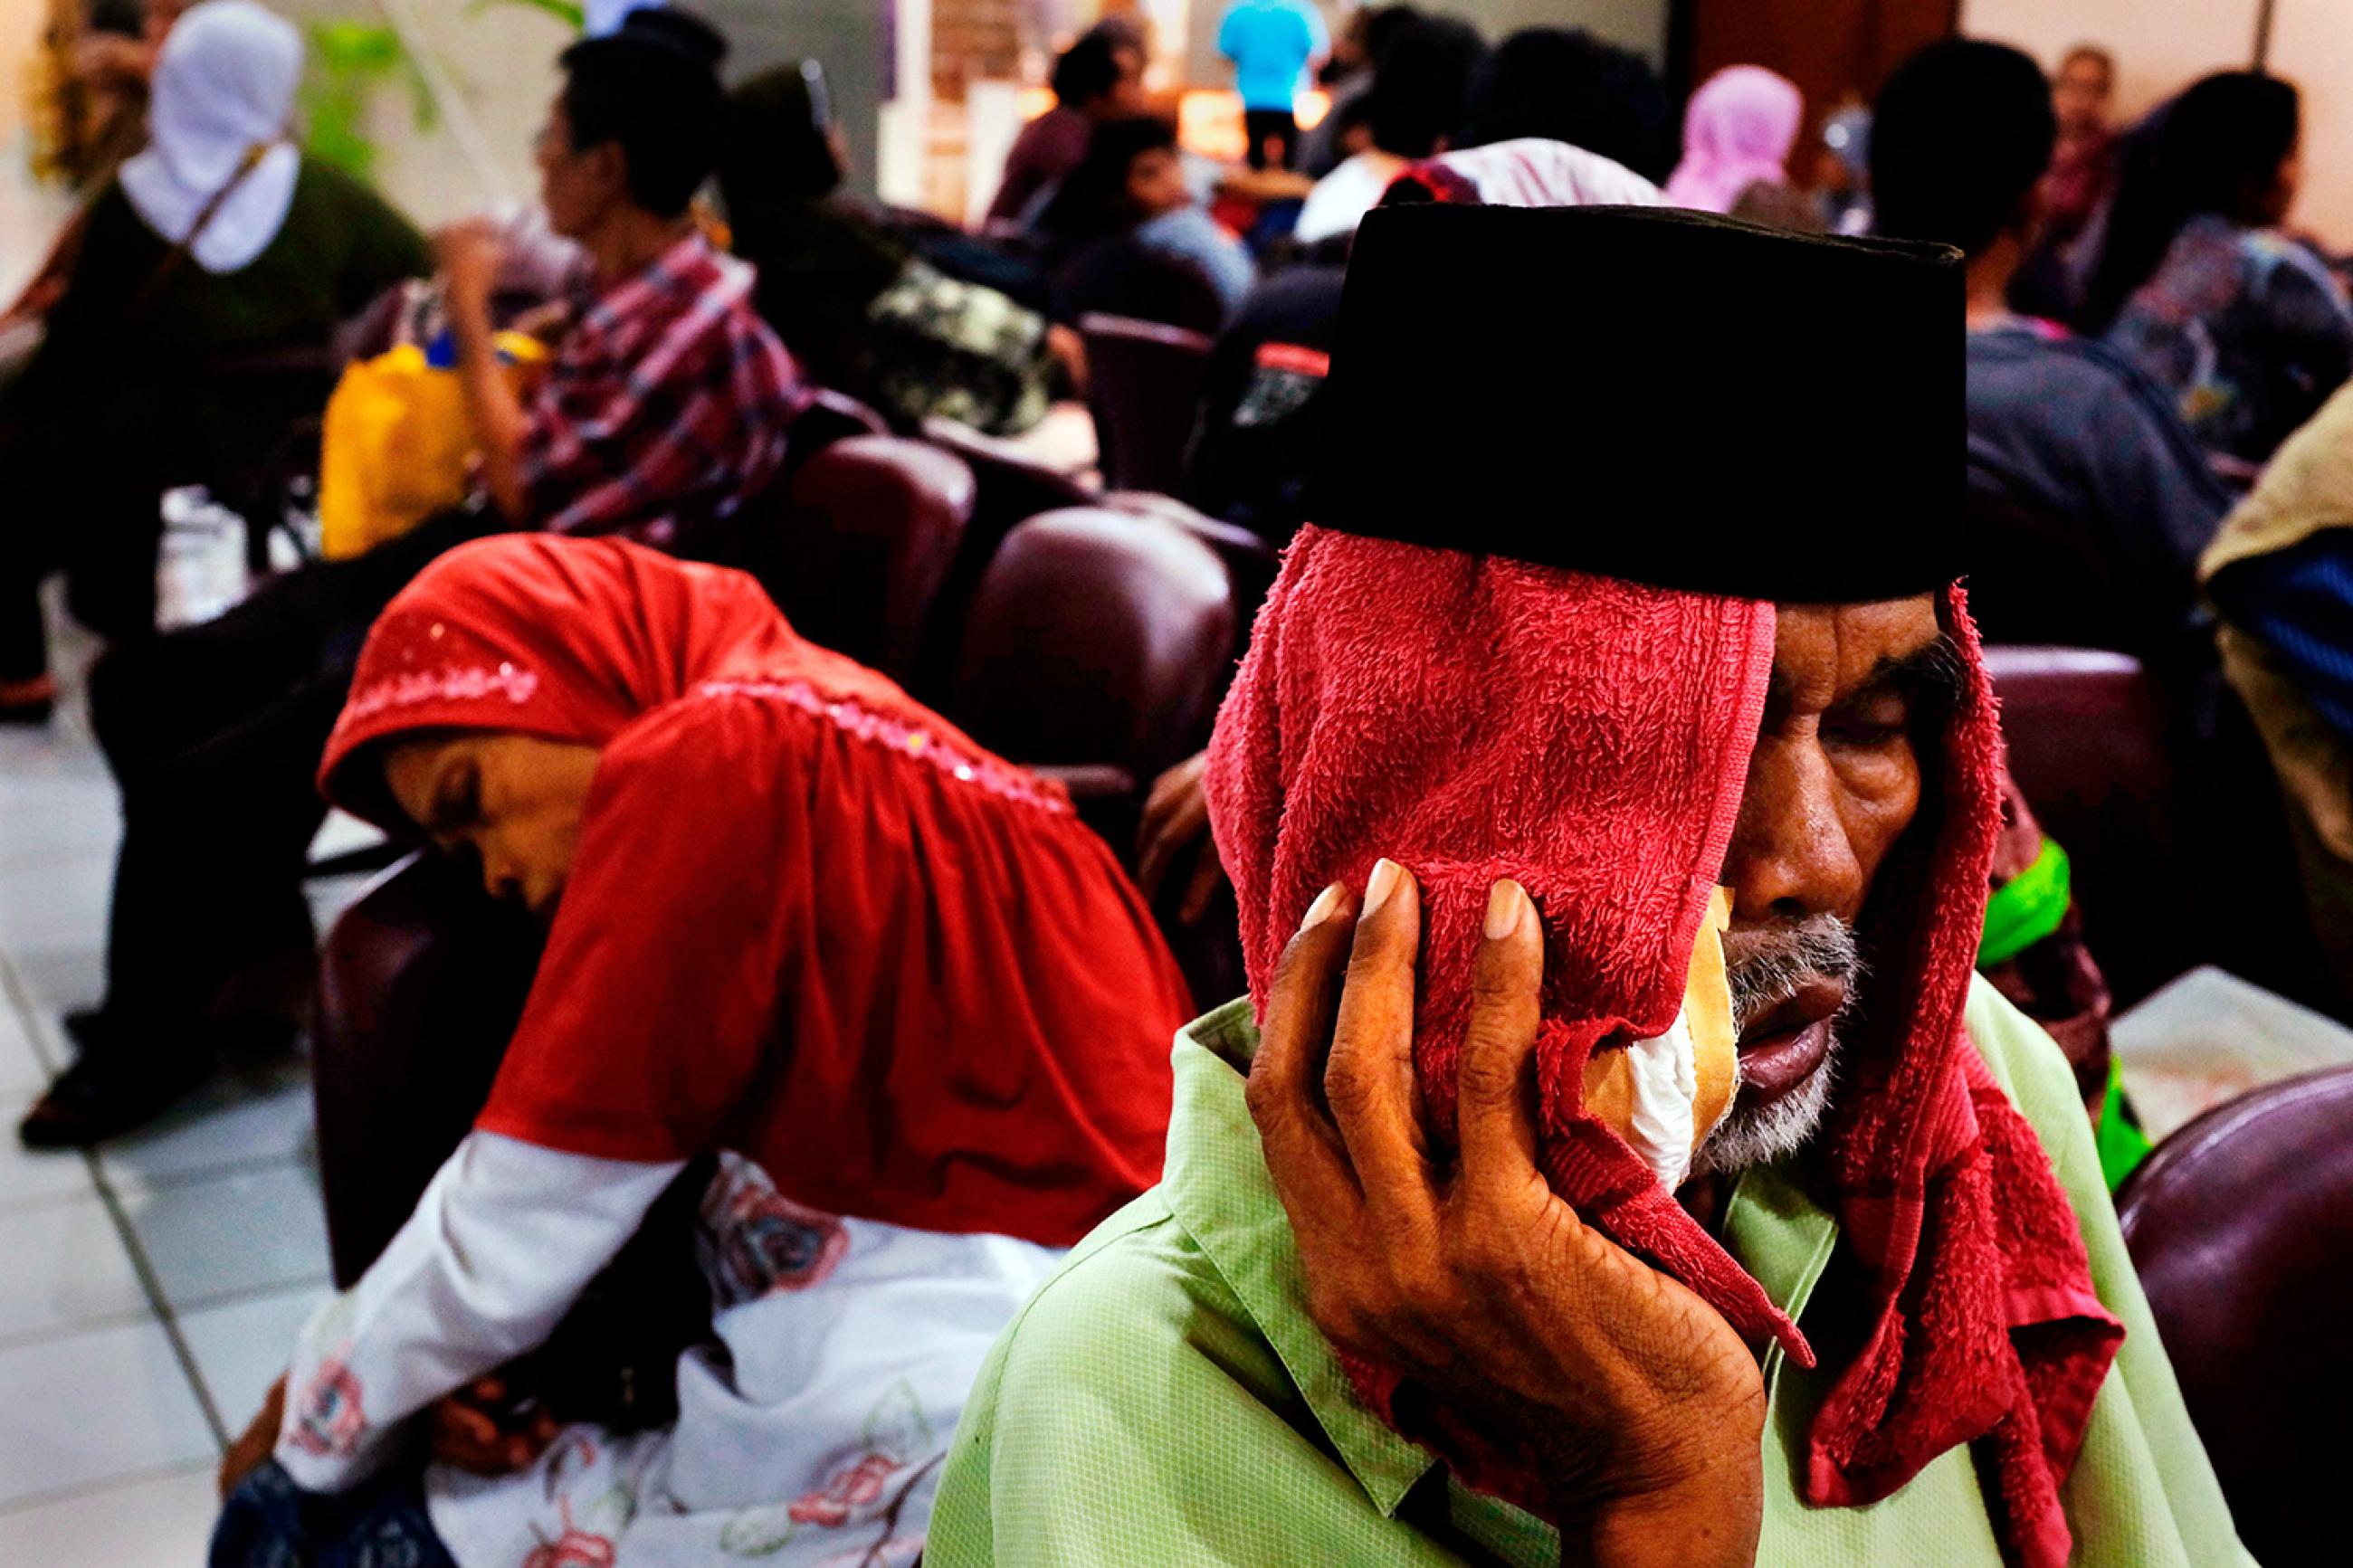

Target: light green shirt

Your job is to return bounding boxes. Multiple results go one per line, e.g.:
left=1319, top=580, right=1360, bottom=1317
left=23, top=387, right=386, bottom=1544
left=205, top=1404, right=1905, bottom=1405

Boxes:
left=931, top=977, right=2253, bottom=1566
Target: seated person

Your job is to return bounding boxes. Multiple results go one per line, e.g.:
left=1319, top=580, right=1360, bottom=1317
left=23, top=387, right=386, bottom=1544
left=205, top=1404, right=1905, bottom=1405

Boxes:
left=1039, top=116, right=1258, bottom=325
left=1665, top=64, right=1804, bottom=214
left=207, top=535, right=1194, bottom=1566
left=1295, top=3, right=1424, bottom=176
left=1456, top=24, right=1676, bottom=185
left=0, top=0, right=430, bottom=723
left=985, top=23, right=1147, bottom=230
left=2085, top=71, right=2353, bottom=469
left=1186, top=135, right=1658, bottom=539
left=722, top=62, right=1078, bottom=437
left=933, top=205, right=2247, bottom=1565
left=1292, top=15, right=1483, bottom=245
left=2200, top=380, right=2353, bottom=1012
left=19, top=7, right=803, bottom=1148
left=1870, top=40, right=2230, bottom=662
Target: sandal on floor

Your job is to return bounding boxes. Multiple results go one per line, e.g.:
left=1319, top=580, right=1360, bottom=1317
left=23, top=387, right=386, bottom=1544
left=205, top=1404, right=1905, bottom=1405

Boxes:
left=0, top=675, right=56, bottom=727
left=18, top=1032, right=216, bottom=1149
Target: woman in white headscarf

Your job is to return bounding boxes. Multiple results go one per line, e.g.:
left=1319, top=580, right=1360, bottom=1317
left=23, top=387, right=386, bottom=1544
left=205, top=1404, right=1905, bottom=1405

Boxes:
left=0, top=0, right=429, bottom=724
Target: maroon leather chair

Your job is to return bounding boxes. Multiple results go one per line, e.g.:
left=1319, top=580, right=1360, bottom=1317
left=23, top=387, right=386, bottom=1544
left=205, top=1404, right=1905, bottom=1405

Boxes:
left=757, top=435, right=976, bottom=683
left=782, top=387, right=891, bottom=476
left=1104, top=491, right=1281, bottom=648
left=1984, top=646, right=2187, bottom=1008
left=914, top=417, right=1100, bottom=699
left=948, top=508, right=1234, bottom=832
left=312, top=852, right=540, bottom=1286
left=1081, top=314, right=1216, bottom=497
left=2116, top=1066, right=2353, bottom=1568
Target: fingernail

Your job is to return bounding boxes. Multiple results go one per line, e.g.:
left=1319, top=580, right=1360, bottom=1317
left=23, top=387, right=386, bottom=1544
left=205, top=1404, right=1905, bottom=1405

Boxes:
left=1298, top=881, right=1348, bottom=932
left=1362, top=858, right=1404, bottom=919
left=1485, top=879, right=1529, bottom=941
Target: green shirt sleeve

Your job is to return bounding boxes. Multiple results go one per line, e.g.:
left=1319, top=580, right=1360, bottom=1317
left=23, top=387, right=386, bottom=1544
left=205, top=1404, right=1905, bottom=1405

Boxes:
left=1962, top=980, right=2259, bottom=1568
left=931, top=1195, right=1490, bottom=1568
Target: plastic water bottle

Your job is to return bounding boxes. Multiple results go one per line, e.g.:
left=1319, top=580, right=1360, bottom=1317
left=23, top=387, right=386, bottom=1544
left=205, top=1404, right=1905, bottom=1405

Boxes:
left=155, top=487, right=252, bottom=632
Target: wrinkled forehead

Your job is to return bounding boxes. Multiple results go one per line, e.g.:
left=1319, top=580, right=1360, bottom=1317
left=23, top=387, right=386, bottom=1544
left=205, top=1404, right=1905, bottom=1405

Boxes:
left=1764, top=595, right=1948, bottom=712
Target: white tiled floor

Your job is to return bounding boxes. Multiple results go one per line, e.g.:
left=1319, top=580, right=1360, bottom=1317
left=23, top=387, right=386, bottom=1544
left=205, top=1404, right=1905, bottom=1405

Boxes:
left=0, top=619, right=346, bottom=1563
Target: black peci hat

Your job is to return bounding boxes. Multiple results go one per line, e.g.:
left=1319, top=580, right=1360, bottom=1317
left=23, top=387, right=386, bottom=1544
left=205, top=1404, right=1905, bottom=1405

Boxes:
left=1305, top=204, right=1966, bottom=603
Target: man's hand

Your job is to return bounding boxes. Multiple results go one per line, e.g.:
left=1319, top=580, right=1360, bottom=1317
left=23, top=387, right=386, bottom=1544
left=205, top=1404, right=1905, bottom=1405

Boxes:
left=433, top=218, right=506, bottom=313
left=1136, top=750, right=1227, bottom=926
left=428, top=1373, right=562, bottom=1477
left=219, top=1374, right=286, bottom=1498
left=1247, top=862, right=1766, bottom=1567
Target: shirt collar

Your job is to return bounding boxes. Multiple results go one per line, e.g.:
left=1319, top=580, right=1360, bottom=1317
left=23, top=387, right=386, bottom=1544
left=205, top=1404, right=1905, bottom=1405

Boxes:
left=1157, top=1001, right=1843, bottom=1522
left=574, top=229, right=747, bottom=340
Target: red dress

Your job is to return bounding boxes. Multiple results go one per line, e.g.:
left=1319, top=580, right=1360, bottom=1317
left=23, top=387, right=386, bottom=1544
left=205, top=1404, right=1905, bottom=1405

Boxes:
left=321, top=533, right=1193, bottom=1248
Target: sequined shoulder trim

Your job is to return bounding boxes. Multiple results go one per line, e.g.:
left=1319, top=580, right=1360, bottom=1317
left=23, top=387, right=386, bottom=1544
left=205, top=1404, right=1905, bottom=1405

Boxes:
left=340, top=661, right=540, bottom=724
left=695, top=679, right=1069, bottom=814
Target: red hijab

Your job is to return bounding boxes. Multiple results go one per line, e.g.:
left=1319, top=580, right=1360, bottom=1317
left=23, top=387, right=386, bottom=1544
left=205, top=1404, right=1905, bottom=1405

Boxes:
left=1205, top=527, right=2121, bottom=1567
left=322, top=535, right=1193, bottom=1248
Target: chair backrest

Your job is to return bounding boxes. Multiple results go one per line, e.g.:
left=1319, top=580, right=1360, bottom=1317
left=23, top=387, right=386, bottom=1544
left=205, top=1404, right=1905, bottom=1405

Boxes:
left=1082, top=313, right=1218, bottom=496
left=914, top=416, right=1100, bottom=698
left=2115, top=1065, right=2353, bottom=1568
left=1104, top=490, right=1281, bottom=646
left=786, top=387, right=891, bottom=472
left=1984, top=645, right=2187, bottom=1005
left=314, top=853, right=539, bottom=1287
left=766, top=435, right=976, bottom=681
left=1963, top=488, right=2141, bottom=653
left=949, top=507, right=1234, bottom=788
left=1053, top=234, right=1229, bottom=335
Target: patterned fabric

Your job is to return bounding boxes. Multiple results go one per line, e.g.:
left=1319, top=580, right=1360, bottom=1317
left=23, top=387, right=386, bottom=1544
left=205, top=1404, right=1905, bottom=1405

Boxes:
left=929, top=985, right=2256, bottom=1567
left=244, top=1155, right=1062, bottom=1568
left=516, top=232, right=802, bottom=546
left=862, top=258, right=1055, bottom=436
left=423, top=1154, right=1064, bottom=1568
left=2103, top=214, right=2353, bottom=464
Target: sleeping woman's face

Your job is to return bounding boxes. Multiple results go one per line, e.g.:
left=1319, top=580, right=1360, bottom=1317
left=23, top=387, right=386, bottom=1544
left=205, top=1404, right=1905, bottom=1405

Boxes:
left=382, top=733, right=604, bottom=918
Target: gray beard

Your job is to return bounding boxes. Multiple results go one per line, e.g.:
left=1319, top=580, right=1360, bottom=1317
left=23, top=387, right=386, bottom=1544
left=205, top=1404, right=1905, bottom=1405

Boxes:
left=1698, top=1028, right=1843, bottom=1173
left=1699, top=915, right=1862, bottom=1174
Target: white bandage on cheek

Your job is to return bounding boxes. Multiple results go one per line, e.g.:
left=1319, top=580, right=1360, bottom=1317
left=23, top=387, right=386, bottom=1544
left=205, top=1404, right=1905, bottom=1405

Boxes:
left=1624, top=1009, right=1700, bottom=1192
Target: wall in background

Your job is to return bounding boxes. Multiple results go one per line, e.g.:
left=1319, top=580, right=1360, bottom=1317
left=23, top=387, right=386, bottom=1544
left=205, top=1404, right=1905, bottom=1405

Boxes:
left=1185, top=0, right=1671, bottom=102
left=1960, top=0, right=2349, bottom=246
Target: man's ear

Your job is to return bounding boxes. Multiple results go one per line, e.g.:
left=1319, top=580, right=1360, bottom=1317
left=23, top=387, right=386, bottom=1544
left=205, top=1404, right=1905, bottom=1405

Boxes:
left=586, top=139, right=632, bottom=212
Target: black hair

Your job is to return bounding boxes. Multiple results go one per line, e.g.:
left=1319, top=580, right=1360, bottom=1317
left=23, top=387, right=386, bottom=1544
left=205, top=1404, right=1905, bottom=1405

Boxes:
left=1052, top=28, right=1135, bottom=109
left=1870, top=39, right=2056, bottom=259
left=2080, top=71, right=2300, bottom=330
left=558, top=7, right=729, bottom=218
left=1366, top=15, right=1485, bottom=159
left=1039, top=114, right=1179, bottom=240
left=721, top=62, right=843, bottom=208
left=1458, top=26, right=1674, bottom=184
left=1359, top=5, right=1424, bottom=67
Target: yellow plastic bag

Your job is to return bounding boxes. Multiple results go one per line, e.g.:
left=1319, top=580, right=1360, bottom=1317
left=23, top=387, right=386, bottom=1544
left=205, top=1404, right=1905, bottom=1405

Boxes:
left=316, top=334, right=545, bottom=560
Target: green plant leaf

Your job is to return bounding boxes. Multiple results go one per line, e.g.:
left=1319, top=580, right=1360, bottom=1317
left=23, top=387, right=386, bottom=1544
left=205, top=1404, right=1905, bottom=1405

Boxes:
left=466, top=0, right=587, bottom=30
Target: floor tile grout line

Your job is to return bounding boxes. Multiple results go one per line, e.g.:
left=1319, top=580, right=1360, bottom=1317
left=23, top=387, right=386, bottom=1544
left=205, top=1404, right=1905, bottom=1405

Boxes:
left=0, top=944, right=231, bottom=1450
left=0, top=1303, right=161, bottom=1357
left=82, top=1160, right=232, bottom=1449
left=0, top=1456, right=216, bottom=1519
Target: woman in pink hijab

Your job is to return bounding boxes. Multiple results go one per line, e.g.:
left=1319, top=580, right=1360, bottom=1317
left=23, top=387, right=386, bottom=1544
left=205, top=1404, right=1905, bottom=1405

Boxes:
left=1666, top=64, right=1805, bottom=214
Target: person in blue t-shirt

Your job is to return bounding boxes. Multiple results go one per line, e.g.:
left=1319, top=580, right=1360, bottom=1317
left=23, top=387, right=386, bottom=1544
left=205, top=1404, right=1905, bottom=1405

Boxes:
left=1218, top=0, right=1328, bottom=167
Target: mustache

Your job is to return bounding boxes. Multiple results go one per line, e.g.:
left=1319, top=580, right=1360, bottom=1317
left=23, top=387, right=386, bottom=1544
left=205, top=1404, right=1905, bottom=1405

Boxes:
left=1721, top=915, right=1862, bottom=1032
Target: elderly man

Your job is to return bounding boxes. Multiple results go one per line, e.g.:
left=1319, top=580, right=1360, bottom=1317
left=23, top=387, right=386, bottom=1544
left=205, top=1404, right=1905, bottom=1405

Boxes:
left=930, top=205, right=2247, bottom=1565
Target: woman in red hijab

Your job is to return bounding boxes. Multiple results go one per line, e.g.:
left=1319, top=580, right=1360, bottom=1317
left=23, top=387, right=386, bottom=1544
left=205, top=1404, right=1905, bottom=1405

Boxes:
left=214, top=534, right=1191, bottom=1568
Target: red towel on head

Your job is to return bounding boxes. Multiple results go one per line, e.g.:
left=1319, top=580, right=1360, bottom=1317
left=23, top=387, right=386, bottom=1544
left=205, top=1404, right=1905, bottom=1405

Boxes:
left=1205, top=526, right=2121, bottom=1566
